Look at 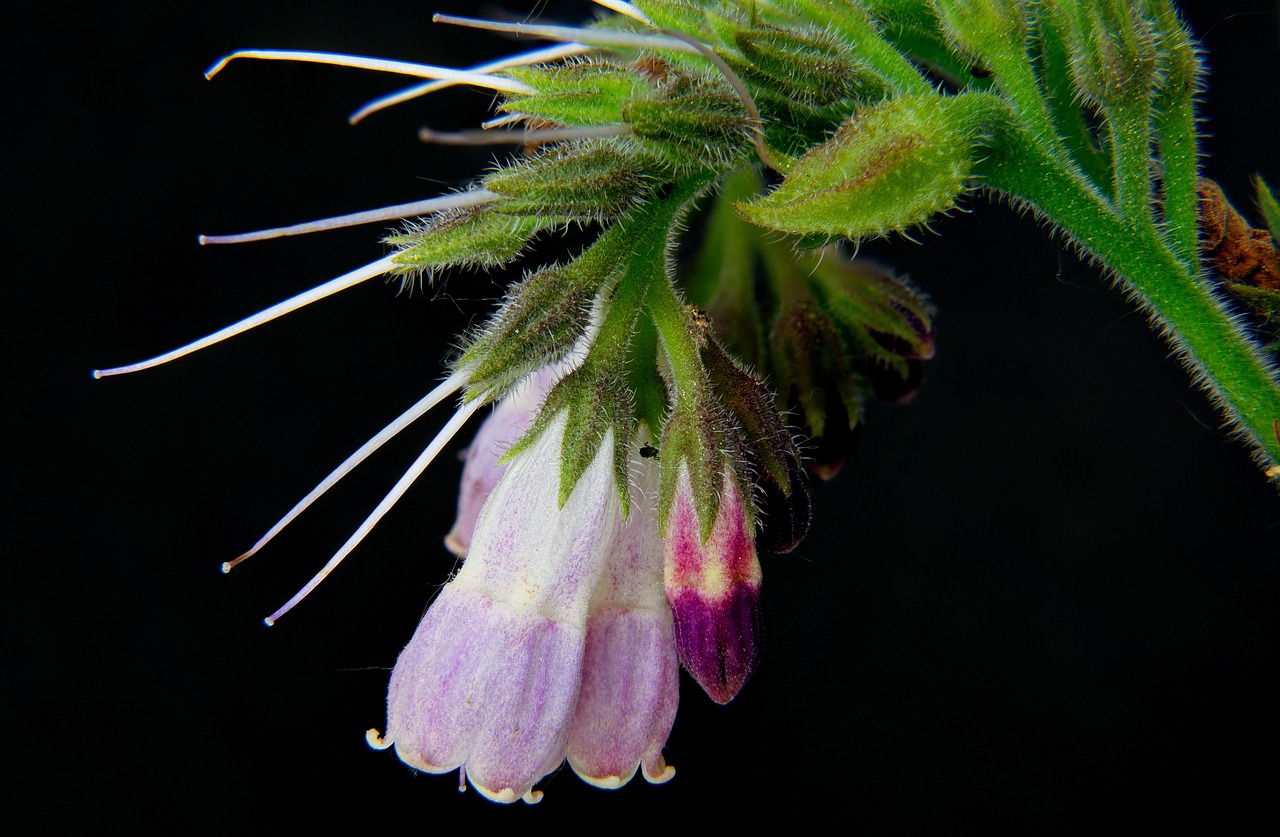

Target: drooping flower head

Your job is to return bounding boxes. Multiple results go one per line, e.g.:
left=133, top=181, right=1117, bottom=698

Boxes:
left=91, top=0, right=957, bottom=803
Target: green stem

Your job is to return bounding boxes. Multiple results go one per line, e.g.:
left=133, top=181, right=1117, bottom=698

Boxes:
left=1032, top=4, right=1110, bottom=188
left=648, top=272, right=706, bottom=406
left=1105, top=95, right=1156, bottom=232
left=1152, top=89, right=1200, bottom=269
left=981, top=125, right=1280, bottom=472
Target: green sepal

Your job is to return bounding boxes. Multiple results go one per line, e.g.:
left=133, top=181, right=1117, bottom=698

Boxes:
left=737, top=91, right=1003, bottom=242
left=459, top=262, right=612, bottom=400
left=729, top=24, right=889, bottom=108
left=385, top=209, right=545, bottom=278
left=632, top=0, right=717, bottom=41
left=933, top=0, right=1026, bottom=67
left=768, top=296, right=861, bottom=439
left=1051, top=0, right=1159, bottom=108
left=1256, top=176, right=1280, bottom=243
left=513, top=360, right=636, bottom=513
left=862, top=0, right=982, bottom=85
left=484, top=141, right=657, bottom=222
left=809, top=250, right=936, bottom=368
left=623, top=76, right=751, bottom=174
left=501, top=62, right=652, bottom=127
left=627, top=315, right=669, bottom=434
left=658, top=398, right=735, bottom=541
left=700, top=337, right=798, bottom=495
left=683, top=166, right=767, bottom=367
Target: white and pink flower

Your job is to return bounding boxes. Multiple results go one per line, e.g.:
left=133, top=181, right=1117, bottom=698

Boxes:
left=370, top=412, right=678, bottom=802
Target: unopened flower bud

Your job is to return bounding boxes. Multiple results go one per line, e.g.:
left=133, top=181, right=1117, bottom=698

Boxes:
left=663, top=465, right=761, bottom=704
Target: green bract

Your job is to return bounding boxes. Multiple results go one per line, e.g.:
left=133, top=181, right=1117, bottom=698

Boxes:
left=738, top=92, right=1001, bottom=241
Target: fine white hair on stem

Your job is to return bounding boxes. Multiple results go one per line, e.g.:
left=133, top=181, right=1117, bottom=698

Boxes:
left=418, top=124, right=631, bottom=146
left=591, top=0, right=653, bottom=25
left=197, top=189, right=499, bottom=245
left=431, top=14, right=702, bottom=56
left=222, top=368, right=472, bottom=573
left=349, top=42, right=592, bottom=124
left=204, top=50, right=537, bottom=95
left=92, top=255, right=399, bottom=379
left=263, top=397, right=484, bottom=626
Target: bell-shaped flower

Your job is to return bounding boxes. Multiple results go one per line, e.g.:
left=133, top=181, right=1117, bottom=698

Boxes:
left=568, top=454, right=678, bottom=787
left=663, top=464, right=762, bottom=705
left=372, top=411, right=682, bottom=802
left=374, top=412, right=623, bottom=802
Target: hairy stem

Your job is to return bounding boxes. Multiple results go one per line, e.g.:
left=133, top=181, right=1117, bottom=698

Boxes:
left=980, top=124, right=1280, bottom=474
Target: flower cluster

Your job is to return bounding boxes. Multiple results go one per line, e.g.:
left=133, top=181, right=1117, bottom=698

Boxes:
left=87, top=0, right=1013, bottom=803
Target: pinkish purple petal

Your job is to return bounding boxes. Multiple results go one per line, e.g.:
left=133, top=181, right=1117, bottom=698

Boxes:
left=386, top=585, right=582, bottom=802
left=569, top=607, right=678, bottom=786
left=568, top=456, right=678, bottom=786
left=378, top=412, right=625, bottom=802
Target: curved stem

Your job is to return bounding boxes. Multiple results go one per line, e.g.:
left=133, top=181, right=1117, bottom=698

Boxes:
left=980, top=126, right=1280, bottom=475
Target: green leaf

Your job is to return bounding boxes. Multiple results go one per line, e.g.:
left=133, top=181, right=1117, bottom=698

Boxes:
left=737, top=91, right=1003, bottom=241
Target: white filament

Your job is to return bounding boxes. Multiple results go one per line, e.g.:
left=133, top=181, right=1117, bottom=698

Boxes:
left=418, top=124, right=631, bottom=145
left=349, top=42, right=592, bottom=124
left=223, top=369, right=471, bottom=573
left=263, top=397, right=484, bottom=625
left=482, top=113, right=530, bottom=130
left=204, top=50, right=537, bottom=95
left=92, top=255, right=398, bottom=379
left=198, top=190, right=499, bottom=245
left=431, top=14, right=701, bottom=55
left=591, top=0, right=654, bottom=25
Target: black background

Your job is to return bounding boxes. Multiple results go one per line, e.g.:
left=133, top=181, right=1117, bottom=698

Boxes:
left=10, top=0, right=1279, bottom=830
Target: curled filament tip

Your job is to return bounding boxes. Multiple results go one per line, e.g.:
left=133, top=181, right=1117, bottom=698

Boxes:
left=203, top=49, right=537, bottom=95
left=262, top=397, right=483, bottom=625
left=224, top=369, right=470, bottom=573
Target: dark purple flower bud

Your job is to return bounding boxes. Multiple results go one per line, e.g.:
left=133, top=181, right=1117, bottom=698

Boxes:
left=755, top=455, right=812, bottom=553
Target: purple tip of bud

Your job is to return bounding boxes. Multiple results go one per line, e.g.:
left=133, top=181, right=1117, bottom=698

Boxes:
left=881, top=301, right=936, bottom=360
left=865, top=356, right=924, bottom=405
left=800, top=392, right=862, bottom=482
left=669, top=582, right=761, bottom=704
left=756, top=460, right=812, bottom=554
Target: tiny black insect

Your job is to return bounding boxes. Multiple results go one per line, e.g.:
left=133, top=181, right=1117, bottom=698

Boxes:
left=639, top=444, right=660, bottom=459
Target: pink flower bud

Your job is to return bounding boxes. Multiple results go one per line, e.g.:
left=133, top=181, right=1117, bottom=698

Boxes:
left=663, top=466, right=762, bottom=704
